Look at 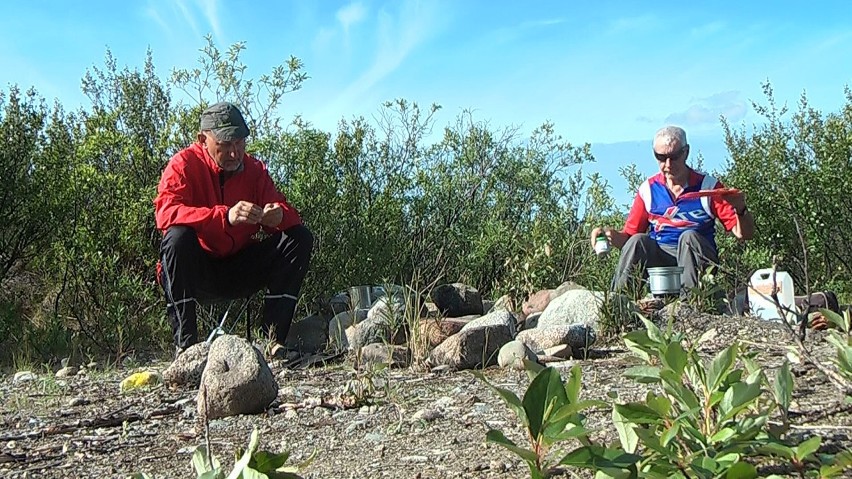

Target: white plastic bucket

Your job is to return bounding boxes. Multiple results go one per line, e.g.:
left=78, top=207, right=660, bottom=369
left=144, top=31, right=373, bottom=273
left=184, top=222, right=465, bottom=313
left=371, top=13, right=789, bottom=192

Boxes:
left=748, top=268, right=796, bottom=323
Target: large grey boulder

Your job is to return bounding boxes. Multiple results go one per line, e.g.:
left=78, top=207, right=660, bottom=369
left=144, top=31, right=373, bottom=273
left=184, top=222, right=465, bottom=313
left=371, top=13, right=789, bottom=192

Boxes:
left=197, top=335, right=278, bottom=419
left=329, top=309, right=368, bottom=350
left=460, top=310, right=517, bottom=338
left=359, top=343, right=410, bottom=369
left=516, top=325, right=597, bottom=356
left=430, top=283, right=484, bottom=317
left=284, top=314, right=328, bottom=354
left=427, top=311, right=515, bottom=369
left=163, top=342, right=210, bottom=389
left=497, top=340, right=536, bottom=370
left=537, top=290, right=634, bottom=330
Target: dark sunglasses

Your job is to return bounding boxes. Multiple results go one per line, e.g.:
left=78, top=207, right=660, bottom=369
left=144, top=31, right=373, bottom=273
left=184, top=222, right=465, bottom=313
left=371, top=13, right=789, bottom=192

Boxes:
left=654, top=145, right=688, bottom=162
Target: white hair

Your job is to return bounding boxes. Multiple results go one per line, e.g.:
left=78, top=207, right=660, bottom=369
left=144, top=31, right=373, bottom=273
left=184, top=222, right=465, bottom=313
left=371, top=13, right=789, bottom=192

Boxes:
left=654, top=126, right=688, bottom=148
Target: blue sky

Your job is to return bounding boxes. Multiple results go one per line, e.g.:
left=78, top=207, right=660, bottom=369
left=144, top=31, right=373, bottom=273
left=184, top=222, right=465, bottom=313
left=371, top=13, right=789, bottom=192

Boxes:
left=2, top=1, right=851, bottom=200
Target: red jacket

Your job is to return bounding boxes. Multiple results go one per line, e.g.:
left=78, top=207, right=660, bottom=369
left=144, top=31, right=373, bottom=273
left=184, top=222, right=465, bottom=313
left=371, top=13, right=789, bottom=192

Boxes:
left=154, top=143, right=302, bottom=257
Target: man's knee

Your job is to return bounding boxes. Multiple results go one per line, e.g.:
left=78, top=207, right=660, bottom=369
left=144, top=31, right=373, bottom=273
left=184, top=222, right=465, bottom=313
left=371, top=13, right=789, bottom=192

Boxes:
left=623, top=233, right=655, bottom=251
left=283, top=225, right=314, bottom=258
left=677, top=229, right=702, bottom=247
left=162, top=226, right=200, bottom=253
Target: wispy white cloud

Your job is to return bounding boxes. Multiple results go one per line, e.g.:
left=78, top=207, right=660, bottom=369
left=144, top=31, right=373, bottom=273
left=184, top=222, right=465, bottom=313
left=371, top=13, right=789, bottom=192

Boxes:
left=690, top=21, right=725, bottom=38
left=665, top=90, right=748, bottom=126
left=196, top=0, right=223, bottom=43
left=606, top=14, right=659, bottom=35
left=328, top=0, right=448, bottom=114
left=519, top=18, right=566, bottom=29
left=144, top=0, right=222, bottom=45
left=337, top=1, right=367, bottom=36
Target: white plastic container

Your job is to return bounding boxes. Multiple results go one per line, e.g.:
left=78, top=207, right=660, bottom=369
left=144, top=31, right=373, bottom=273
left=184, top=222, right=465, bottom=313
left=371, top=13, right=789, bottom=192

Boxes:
left=748, top=268, right=796, bottom=323
left=594, top=236, right=610, bottom=256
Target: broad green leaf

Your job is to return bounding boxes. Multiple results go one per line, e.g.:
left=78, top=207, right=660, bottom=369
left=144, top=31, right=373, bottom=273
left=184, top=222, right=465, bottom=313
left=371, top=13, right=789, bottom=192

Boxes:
left=720, top=381, right=762, bottom=421
left=612, top=407, right=638, bottom=453
left=613, top=402, right=663, bottom=424
left=523, top=367, right=568, bottom=439
left=523, top=358, right=546, bottom=380
left=193, top=446, right=214, bottom=474
left=659, top=422, right=681, bottom=448
left=565, top=364, right=582, bottom=404
left=691, top=455, right=720, bottom=476
left=198, top=471, right=223, bottom=479
left=820, top=308, right=849, bottom=333
left=757, top=442, right=795, bottom=459
left=558, top=445, right=642, bottom=470
left=241, top=467, right=269, bottom=479
left=226, top=428, right=260, bottom=479
left=548, top=399, right=608, bottom=426
left=485, top=429, right=538, bottom=464
left=707, top=342, right=738, bottom=392
left=252, top=451, right=290, bottom=472
left=548, top=424, right=597, bottom=442
left=725, top=461, right=757, bottom=478
left=624, top=365, right=662, bottom=384
left=773, top=361, right=793, bottom=414
left=644, top=392, right=672, bottom=417
left=640, top=316, right=665, bottom=345
left=662, top=341, right=688, bottom=376
left=634, top=427, right=670, bottom=456
left=472, top=371, right=528, bottom=427
left=710, top=427, right=735, bottom=444
left=793, top=436, right=822, bottom=461
left=715, top=452, right=740, bottom=465
left=660, top=369, right=701, bottom=411
left=623, top=331, right=653, bottom=362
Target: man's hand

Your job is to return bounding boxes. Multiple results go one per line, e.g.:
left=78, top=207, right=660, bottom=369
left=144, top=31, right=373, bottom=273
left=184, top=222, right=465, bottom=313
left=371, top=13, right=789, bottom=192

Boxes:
left=591, top=226, right=629, bottom=249
left=260, top=203, right=283, bottom=228
left=724, top=190, right=747, bottom=214
left=228, top=201, right=263, bottom=225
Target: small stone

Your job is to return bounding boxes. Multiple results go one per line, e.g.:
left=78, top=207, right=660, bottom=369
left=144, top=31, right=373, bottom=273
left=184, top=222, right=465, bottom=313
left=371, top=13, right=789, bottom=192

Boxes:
left=364, top=432, right=384, bottom=442
left=13, top=371, right=35, bottom=384
left=401, top=455, right=429, bottom=463
left=6, top=441, right=16, bottom=449
left=67, top=397, right=89, bottom=407
left=411, top=408, right=443, bottom=422
left=358, top=405, right=371, bottom=415
left=55, top=366, right=78, bottom=378
left=76, top=368, right=88, bottom=376
left=284, top=409, right=297, bottom=420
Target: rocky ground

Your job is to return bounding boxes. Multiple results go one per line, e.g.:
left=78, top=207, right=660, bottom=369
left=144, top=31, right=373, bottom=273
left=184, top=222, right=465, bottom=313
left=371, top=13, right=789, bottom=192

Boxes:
left=1, top=312, right=850, bottom=479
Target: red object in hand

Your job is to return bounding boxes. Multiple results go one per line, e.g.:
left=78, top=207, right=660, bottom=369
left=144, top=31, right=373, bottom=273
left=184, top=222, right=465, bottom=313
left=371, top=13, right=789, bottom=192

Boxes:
left=679, top=188, right=742, bottom=200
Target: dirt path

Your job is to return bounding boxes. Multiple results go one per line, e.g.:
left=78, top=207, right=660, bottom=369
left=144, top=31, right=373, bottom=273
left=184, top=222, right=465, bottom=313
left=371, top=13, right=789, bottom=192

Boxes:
left=1, top=314, right=850, bottom=478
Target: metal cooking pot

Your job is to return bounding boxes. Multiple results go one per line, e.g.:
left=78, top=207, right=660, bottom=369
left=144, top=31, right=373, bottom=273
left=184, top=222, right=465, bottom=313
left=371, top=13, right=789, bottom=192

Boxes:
left=647, top=266, right=684, bottom=296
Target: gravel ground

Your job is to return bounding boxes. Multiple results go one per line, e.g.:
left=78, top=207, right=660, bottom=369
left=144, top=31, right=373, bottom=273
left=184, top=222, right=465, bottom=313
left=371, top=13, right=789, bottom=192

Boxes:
left=1, top=312, right=850, bottom=478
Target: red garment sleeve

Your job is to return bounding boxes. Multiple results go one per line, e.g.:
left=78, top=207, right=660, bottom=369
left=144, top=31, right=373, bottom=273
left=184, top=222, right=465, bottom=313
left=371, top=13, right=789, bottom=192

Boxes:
left=256, top=160, right=302, bottom=232
left=708, top=180, right=739, bottom=231
left=153, top=159, right=231, bottom=239
left=622, top=193, right=649, bottom=236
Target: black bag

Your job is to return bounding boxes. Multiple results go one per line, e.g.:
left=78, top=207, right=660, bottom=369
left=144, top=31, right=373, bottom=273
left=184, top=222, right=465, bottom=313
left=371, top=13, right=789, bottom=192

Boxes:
left=794, top=291, right=840, bottom=314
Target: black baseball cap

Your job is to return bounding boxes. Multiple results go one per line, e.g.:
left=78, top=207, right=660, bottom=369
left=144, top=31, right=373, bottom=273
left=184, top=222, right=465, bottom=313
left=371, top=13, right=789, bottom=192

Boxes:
left=200, top=102, right=250, bottom=141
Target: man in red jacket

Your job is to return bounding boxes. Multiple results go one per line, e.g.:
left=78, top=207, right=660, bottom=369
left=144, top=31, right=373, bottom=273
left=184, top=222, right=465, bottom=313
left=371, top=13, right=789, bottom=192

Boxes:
left=154, top=102, right=313, bottom=355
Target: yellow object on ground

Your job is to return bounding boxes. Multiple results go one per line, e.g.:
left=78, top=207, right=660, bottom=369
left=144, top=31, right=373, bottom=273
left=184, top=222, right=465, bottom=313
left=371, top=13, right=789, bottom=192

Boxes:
left=120, top=371, right=162, bottom=392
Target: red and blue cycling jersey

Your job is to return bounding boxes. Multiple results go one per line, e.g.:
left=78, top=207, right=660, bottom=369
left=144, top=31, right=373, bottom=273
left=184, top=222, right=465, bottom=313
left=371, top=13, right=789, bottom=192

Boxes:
left=622, top=171, right=739, bottom=250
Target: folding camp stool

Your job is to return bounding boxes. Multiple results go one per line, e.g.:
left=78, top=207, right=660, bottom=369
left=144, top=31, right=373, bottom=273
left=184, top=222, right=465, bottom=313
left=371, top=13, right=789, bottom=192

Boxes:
left=205, top=296, right=254, bottom=344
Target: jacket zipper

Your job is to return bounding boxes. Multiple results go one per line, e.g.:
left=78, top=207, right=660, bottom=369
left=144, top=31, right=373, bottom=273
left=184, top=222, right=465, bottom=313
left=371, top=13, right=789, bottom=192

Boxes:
left=219, top=170, right=236, bottom=253
left=219, top=171, right=226, bottom=203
